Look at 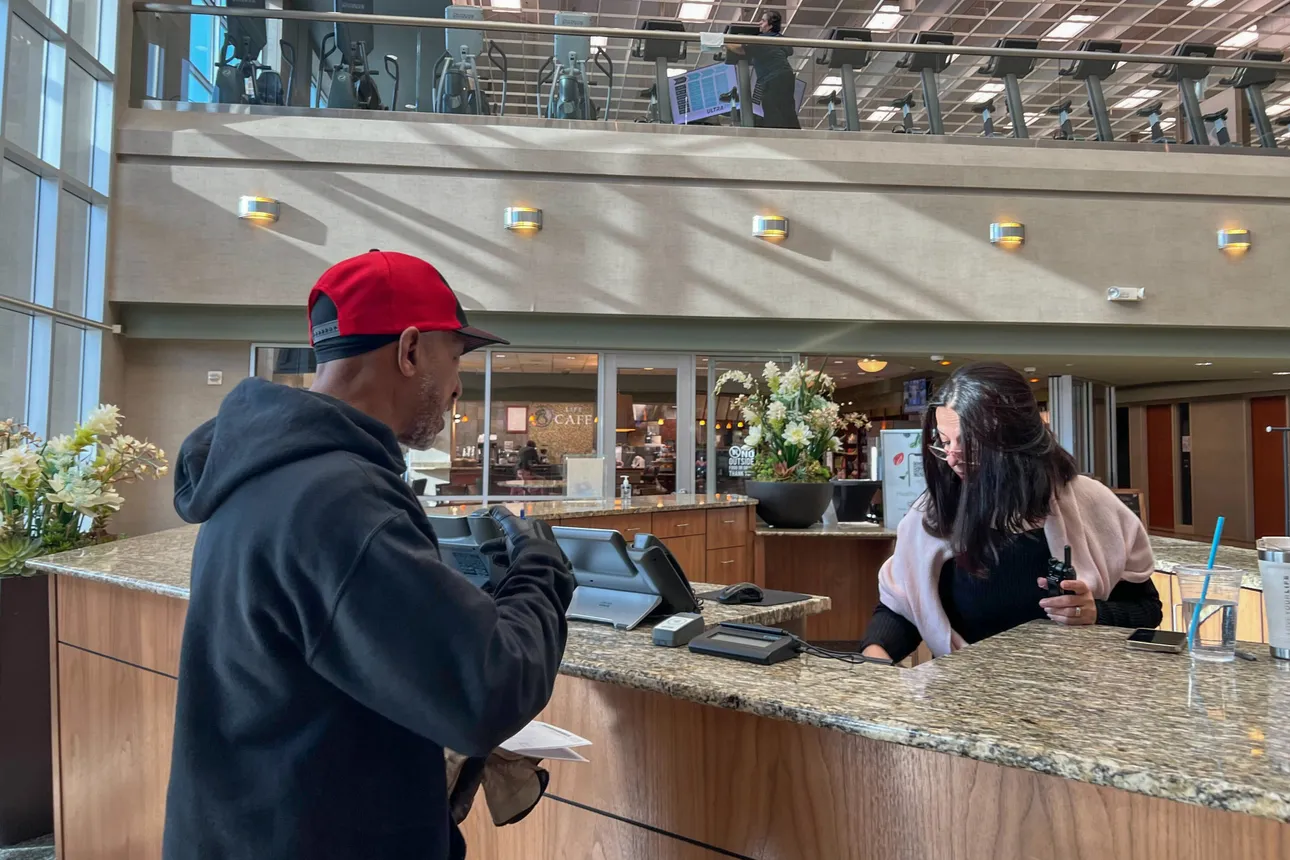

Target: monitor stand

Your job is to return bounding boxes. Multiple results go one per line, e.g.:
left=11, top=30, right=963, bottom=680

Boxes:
left=566, top=586, right=662, bottom=630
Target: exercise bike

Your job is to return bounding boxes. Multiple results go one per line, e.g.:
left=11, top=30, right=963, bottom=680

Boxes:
left=320, top=30, right=400, bottom=110
left=213, top=19, right=296, bottom=106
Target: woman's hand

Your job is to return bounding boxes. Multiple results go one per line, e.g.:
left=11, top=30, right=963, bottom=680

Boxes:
left=862, top=644, right=892, bottom=661
left=1037, top=577, right=1097, bottom=626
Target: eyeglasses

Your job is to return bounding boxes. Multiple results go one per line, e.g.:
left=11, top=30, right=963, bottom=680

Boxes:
left=927, top=443, right=974, bottom=465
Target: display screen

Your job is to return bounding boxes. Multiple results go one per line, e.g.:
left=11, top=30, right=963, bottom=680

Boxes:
left=904, top=378, right=929, bottom=414
left=708, top=633, right=771, bottom=648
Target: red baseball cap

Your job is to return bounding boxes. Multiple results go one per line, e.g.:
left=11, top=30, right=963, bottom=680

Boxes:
left=307, top=250, right=507, bottom=362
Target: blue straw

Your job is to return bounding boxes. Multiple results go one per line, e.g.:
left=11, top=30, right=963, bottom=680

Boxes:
left=1186, top=516, right=1225, bottom=651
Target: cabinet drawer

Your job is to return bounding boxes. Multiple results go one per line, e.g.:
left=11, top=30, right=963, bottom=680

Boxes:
left=660, top=535, right=706, bottom=582
left=653, top=509, right=706, bottom=539
left=706, top=506, right=750, bottom=550
left=706, top=545, right=750, bottom=585
left=565, top=513, right=653, bottom=540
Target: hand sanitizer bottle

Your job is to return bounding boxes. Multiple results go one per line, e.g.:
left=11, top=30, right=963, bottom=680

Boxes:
left=620, top=476, right=633, bottom=504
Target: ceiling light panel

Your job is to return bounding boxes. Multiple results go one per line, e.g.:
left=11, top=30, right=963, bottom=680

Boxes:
left=1044, top=14, right=1098, bottom=42
left=866, top=4, right=904, bottom=32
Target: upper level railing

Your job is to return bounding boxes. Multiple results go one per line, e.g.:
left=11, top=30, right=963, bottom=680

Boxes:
left=131, top=1, right=1290, bottom=149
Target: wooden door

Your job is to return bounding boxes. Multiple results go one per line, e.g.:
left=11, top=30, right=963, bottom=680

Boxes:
left=1251, top=396, right=1288, bottom=539
left=1145, top=405, right=1176, bottom=531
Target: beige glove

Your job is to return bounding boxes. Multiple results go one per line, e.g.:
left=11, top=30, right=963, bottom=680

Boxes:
left=444, top=748, right=548, bottom=827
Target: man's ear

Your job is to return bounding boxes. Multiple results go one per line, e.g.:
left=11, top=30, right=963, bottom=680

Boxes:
left=397, top=327, right=421, bottom=378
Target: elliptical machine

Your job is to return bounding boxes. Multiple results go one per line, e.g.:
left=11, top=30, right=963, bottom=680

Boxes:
left=319, top=0, right=399, bottom=110
left=536, top=12, right=614, bottom=121
left=213, top=0, right=296, bottom=106
left=429, top=5, right=508, bottom=115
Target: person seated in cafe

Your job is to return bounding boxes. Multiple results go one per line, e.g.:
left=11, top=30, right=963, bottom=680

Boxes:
left=517, top=440, right=540, bottom=478
left=861, top=362, right=1161, bottom=663
left=631, top=452, right=647, bottom=469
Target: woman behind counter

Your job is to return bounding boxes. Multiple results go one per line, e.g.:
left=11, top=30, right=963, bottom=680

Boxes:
left=862, top=363, right=1161, bottom=663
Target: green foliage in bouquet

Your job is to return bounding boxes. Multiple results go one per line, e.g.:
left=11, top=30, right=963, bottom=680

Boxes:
left=0, top=406, right=168, bottom=576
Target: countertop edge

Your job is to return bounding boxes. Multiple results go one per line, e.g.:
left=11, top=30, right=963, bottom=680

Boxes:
left=558, top=661, right=1290, bottom=823
left=24, top=561, right=193, bottom=600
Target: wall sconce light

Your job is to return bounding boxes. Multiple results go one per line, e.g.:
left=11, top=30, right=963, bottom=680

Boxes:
left=1217, top=228, right=1251, bottom=254
left=752, top=215, right=789, bottom=239
left=989, top=222, right=1025, bottom=248
left=857, top=358, right=888, bottom=373
left=504, top=207, right=543, bottom=232
left=238, top=196, right=281, bottom=223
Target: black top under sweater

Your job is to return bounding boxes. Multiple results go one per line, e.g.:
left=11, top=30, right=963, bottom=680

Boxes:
left=862, top=528, right=1163, bottom=662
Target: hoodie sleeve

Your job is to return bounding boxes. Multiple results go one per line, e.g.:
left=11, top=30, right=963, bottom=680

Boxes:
left=306, top=510, right=576, bottom=757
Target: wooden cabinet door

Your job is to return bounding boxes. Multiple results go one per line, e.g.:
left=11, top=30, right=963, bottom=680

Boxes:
left=653, top=510, right=706, bottom=539
left=706, top=507, right=750, bottom=550
left=707, top=545, right=750, bottom=585
left=659, top=535, right=706, bottom=584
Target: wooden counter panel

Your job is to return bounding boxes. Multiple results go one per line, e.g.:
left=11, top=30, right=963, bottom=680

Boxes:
left=57, top=643, right=176, bottom=860
left=462, top=794, right=730, bottom=859
left=55, top=576, right=187, bottom=677
left=706, top=507, right=749, bottom=550
left=652, top=509, right=706, bottom=539
left=756, top=535, right=893, bottom=641
left=466, top=675, right=1290, bottom=860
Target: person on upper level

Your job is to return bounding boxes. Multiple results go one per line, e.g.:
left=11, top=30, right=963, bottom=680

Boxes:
left=727, top=11, right=801, bottom=130
left=861, top=362, right=1161, bottom=664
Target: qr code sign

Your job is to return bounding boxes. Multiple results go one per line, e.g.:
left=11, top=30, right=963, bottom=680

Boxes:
left=911, top=454, right=924, bottom=480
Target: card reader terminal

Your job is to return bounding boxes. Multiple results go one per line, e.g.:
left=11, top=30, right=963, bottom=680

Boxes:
left=652, top=612, right=705, bottom=647
left=688, top=622, right=800, bottom=665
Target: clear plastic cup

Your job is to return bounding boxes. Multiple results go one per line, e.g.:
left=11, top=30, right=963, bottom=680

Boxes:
left=1175, top=565, right=1244, bottom=663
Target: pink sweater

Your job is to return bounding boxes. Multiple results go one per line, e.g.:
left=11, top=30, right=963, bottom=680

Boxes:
left=877, top=475, right=1156, bottom=657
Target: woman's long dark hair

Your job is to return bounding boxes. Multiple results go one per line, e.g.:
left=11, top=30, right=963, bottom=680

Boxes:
left=921, top=362, right=1077, bottom=574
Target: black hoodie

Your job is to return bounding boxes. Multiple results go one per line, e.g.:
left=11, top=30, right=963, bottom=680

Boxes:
left=163, top=378, right=574, bottom=860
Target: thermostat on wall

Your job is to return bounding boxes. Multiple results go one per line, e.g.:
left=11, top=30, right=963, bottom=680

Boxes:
left=207, top=371, right=224, bottom=386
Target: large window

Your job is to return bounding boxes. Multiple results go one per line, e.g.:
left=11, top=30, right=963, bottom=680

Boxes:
left=251, top=347, right=602, bottom=502
left=0, top=1, right=116, bottom=436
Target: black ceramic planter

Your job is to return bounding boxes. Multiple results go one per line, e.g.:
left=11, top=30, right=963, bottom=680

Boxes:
left=746, top=481, right=833, bottom=529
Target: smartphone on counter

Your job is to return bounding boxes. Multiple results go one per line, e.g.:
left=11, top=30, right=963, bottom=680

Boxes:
left=1126, top=628, right=1187, bottom=654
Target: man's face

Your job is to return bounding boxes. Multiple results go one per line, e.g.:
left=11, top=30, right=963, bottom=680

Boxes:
left=401, top=330, right=464, bottom=450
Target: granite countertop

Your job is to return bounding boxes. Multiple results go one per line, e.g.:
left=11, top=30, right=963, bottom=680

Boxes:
left=1151, top=536, right=1264, bottom=591
left=755, top=521, right=897, bottom=539
left=29, top=527, right=1290, bottom=823
left=424, top=493, right=754, bottom=521
left=566, top=619, right=1290, bottom=823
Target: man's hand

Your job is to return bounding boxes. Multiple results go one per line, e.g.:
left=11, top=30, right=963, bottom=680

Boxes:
left=479, top=507, right=571, bottom=595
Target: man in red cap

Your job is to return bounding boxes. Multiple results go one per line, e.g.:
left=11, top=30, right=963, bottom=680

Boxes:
left=165, top=251, right=575, bottom=860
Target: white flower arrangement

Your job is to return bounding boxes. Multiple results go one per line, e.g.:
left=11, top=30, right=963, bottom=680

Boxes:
left=0, top=406, right=168, bottom=576
left=714, top=361, right=870, bottom=483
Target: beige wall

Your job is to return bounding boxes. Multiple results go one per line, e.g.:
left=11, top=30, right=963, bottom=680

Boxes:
left=112, top=339, right=252, bottom=537
left=110, top=110, right=1290, bottom=328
